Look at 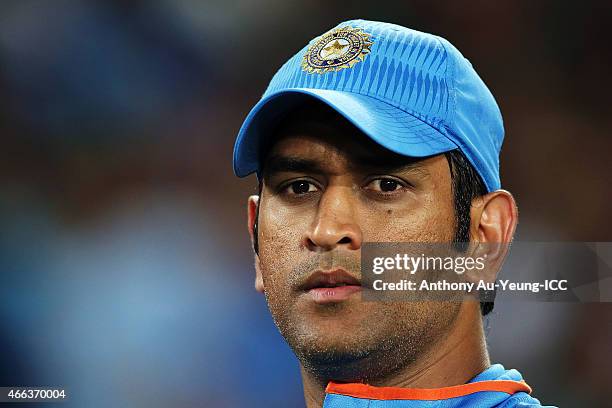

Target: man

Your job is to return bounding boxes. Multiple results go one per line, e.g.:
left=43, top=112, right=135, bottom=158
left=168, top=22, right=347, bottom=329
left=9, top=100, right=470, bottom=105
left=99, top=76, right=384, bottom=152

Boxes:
left=233, top=19, right=553, bottom=407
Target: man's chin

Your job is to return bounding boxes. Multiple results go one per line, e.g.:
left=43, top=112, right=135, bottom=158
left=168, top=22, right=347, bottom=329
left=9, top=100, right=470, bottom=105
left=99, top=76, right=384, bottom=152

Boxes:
left=289, top=309, right=377, bottom=347
left=294, top=342, right=373, bottom=381
left=285, top=323, right=382, bottom=374
left=293, top=337, right=410, bottom=383
left=280, top=311, right=423, bottom=382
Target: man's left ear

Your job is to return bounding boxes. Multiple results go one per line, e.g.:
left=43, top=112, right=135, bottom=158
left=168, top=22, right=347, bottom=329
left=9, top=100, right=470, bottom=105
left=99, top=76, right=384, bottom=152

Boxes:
left=470, top=189, right=518, bottom=265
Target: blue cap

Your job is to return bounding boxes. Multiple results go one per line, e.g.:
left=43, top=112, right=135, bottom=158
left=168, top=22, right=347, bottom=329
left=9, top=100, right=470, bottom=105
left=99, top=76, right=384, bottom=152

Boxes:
left=233, top=19, right=504, bottom=192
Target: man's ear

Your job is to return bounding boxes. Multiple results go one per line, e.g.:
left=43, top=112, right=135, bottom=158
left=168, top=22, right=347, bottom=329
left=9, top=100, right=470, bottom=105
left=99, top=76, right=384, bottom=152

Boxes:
left=247, top=195, right=264, bottom=293
left=468, top=190, right=518, bottom=280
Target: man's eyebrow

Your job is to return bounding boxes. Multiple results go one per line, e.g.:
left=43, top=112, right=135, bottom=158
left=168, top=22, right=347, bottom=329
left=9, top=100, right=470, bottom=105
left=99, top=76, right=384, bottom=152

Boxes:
left=352, top=154, right=430, bottom=175
left=263, top=155, right=327, bottom=175
left=262, top=153, right=431, bottom=177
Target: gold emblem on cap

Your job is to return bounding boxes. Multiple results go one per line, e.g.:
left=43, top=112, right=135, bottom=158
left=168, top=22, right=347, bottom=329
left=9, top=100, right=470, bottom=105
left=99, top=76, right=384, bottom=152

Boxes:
left=302, top=26, right=373, bottom=74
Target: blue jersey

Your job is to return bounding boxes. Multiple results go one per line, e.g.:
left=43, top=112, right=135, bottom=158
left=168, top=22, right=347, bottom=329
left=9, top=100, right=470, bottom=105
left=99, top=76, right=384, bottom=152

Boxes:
left=322, top=364, right=554, bottom=407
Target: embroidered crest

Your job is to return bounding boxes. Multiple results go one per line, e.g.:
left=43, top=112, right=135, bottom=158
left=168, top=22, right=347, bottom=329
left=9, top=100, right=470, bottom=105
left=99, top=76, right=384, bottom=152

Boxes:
left=302, top=26, right=373, bottom=74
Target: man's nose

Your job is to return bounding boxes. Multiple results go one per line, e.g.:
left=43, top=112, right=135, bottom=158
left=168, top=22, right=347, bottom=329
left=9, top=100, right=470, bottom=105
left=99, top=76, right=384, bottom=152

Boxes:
left=303, top=185, right=363, bottom=252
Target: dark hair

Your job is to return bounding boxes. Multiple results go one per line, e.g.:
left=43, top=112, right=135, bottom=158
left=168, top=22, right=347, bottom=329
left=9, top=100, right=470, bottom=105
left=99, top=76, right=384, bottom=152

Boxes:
left=253, top=149, right=494, bottom=316
left=443, top=149, right=493, bottom=316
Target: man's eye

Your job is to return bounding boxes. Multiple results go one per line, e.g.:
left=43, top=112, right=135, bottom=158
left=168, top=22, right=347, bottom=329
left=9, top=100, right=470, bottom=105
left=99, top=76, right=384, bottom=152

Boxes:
left=366, top=178, right=403, bottom=193
left=285, top=180, right=318, bottom=195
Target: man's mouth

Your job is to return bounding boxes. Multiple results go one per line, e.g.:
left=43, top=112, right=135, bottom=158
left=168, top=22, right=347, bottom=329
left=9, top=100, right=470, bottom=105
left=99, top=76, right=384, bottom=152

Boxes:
left=299, top=269, right=362, bottom=304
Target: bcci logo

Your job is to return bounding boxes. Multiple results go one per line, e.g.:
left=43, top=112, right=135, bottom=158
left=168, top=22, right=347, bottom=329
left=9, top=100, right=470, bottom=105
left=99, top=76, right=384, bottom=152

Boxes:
left=302, top=26, right=373, bottom=74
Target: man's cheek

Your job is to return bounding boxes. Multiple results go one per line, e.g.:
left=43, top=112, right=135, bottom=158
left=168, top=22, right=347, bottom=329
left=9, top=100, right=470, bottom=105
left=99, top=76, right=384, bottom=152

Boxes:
left=260, top=209, right=297, bottom=248
left=362, top=218, right=433, bottom=242
left=383, top=210, right=454, bottom=242
left=260, top=255, right=288, bottom=287
left=259, top=239, right=296, bottom=292
left=260, top=211, right=312, bottom=268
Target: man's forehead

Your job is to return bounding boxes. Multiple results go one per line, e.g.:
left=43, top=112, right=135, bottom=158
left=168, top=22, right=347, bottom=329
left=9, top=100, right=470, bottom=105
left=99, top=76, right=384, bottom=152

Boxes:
left=265, top=118, right=421, bottom=170
left=260, top=135, right=441, bottom=185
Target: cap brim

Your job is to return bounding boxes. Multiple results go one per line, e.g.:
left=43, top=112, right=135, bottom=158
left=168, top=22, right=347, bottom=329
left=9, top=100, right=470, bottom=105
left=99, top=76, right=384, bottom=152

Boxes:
left=233, top=88, right=458, bottom=177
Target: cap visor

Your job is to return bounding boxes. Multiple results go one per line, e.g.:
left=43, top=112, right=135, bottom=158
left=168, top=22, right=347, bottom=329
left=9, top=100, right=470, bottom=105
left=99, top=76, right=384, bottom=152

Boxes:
left=233, top=88, right=458, bottom=177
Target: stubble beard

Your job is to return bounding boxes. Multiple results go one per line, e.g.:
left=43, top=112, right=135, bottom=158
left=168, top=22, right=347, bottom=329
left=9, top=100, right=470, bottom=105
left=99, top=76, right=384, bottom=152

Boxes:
left=265, top=283, right=460, bottom=384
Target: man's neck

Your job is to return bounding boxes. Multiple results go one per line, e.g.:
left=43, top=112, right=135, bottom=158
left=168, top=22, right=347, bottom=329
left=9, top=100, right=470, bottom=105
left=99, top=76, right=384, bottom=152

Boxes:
left=300, top=302, right=490, bottom=408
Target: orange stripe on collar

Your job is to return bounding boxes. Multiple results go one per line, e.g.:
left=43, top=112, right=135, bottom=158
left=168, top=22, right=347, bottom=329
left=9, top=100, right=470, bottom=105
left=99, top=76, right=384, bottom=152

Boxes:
left=325, top=380, right=532, bottom=401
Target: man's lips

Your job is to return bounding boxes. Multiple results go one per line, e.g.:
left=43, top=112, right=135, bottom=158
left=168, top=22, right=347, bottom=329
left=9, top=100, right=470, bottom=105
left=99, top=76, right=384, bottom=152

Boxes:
left=298, top=269, right=362, bottom=304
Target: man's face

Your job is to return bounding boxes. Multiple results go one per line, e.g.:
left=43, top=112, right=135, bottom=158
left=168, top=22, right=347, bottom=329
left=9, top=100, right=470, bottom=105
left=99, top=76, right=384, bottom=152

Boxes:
left=254, top=105, right=462, bottom=380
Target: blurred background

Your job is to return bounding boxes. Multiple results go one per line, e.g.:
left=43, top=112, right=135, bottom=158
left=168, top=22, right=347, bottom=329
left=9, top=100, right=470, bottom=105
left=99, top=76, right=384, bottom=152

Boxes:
left=0, top=0, right=610, bottom=407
